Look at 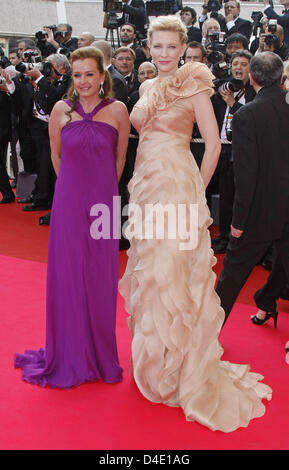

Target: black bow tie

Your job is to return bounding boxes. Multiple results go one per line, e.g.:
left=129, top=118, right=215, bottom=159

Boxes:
left=125, top=76, right=130, bottom=82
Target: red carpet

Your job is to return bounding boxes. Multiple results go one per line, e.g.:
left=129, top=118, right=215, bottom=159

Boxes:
left=1, top=200, right=289, bottom=450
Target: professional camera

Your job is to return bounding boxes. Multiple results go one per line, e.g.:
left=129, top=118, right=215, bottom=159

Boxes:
left=265, top=19, right=279, bottom=48
left=23, top=50, right=42, bottom=63
left=0, top=47, right=10, bottom=68
left=35, top=25, right=57, bottom=41
left=216, top=77, right=244, bottom=94
left=207, top=0, right=222, bottom=19
left=206, top=32, right=226, bottom=64
left=251, top=11, right=263, bottom=37
left=15, top=61, right=53, bottom=77
left=0, top=58, right=9, bottom=68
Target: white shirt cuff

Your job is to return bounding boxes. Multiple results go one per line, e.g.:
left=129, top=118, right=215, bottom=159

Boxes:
left=226, top=20, right=235, bottom=30
left=35, top=75, right=44, bottom=84
left=6, top=81, right=15, bottom=94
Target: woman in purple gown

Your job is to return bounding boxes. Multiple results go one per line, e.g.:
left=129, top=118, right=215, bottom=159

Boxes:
left=15, top=47, right=130, bottom=388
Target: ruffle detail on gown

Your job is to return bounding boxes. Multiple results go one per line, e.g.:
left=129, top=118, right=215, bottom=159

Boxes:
left=144, top=62, right=215, bottom=126
left=119, top=62, right=272, bottom=433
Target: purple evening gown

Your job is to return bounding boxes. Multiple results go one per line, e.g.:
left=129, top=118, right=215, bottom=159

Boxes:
left=15, top=99, right=123, bottom=388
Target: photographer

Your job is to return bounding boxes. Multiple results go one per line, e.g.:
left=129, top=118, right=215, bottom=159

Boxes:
left=7, top=53, right=72, bottom=211
left=264, top=0, right=289, bottom=47
left=118, top=0, right=148, bottom=39
left=211, top=50, right=256, bottom=254
left=257, top=22, right=289, bottom=60
left=200, top=0, right=252, bottom=41
left=36, top=23, right=78, bottom=58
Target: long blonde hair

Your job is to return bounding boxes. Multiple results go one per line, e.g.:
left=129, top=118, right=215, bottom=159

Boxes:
left=65, top=46, right=112, bottom=123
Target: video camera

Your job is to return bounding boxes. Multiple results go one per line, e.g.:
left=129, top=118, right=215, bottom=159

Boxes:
left=103, top=0, right=123, bottom=13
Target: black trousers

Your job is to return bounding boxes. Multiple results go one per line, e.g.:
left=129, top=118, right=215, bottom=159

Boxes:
left=28, top=118, right=56, bottom=204
left=0, top=137, right=14, bottom=198
left=216, top=222, right=289, bottom=324
left=18, top=117, right=37, bottom=174
left=219, top=158, right=235, bottom=240
left=10, top=113, right=19, bottom=181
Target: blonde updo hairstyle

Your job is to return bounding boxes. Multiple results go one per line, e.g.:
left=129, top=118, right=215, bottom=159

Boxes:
left=65, top=46, right=112, bottom=123
left=148, top=15, right=188, bottom=45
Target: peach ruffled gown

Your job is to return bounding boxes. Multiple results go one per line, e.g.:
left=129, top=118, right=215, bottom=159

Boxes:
left=119, top=62, right=272, bottom=432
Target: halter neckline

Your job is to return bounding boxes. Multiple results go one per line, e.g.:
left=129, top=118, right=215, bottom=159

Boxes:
left=65, top=98, right=115, bottom=121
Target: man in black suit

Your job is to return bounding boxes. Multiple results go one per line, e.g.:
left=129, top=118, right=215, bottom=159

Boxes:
left=92, top=40, right=128, bottom=105
left=264, top=0, right=289, bottom=46
left=180, top=6, right=202, bottom=43
left=200, top=0, right=252, bottom=41
left=261, top=23, right=289, bottom=60
left=216, top=52, right=289, bottom=324
left=118, top=0, right=148, bottom=38
left=112, top=47, right=139, bottom=97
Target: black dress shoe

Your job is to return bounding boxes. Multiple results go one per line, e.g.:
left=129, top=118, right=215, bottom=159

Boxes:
left=18, top=195, right=34, bottom=204
left=0, top=195, right=15, bottom=204
left=22, top=202, right=50, bottom=211
left=213, top=238, right=228, bottom=254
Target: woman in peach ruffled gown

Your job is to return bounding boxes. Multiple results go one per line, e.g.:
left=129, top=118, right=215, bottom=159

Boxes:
left=119, top=16, right=272, bottom=432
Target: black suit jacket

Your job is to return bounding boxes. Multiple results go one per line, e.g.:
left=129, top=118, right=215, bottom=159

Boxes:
left=219, top=17, right=252, bottom=41
left=107, top=64, right=128, bottom=105
left=232, top=85, right=289, bottom=240
left=187, top=26, right=202, bottom=43
left=119, top=0, right=147, bottom=37
left=0, top=91, right=11, bottom=142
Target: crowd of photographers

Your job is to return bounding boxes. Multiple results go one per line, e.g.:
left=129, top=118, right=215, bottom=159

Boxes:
left=0, top=0, right=289, bottom=263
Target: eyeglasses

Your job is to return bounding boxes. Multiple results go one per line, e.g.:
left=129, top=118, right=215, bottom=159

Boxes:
left=115, top=56, right=133, bottom=62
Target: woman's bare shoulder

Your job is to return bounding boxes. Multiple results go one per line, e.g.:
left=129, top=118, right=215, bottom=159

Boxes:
left=110, top=99, right=129, bottom=117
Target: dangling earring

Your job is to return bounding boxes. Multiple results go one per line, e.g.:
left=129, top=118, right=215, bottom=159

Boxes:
left=73, top=88, right=78, bottom=98
left=99, top=82, right=104, bottom=99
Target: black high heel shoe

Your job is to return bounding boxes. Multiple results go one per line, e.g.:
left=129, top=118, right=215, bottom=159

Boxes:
left=251, top=311, right=279, bottom=328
